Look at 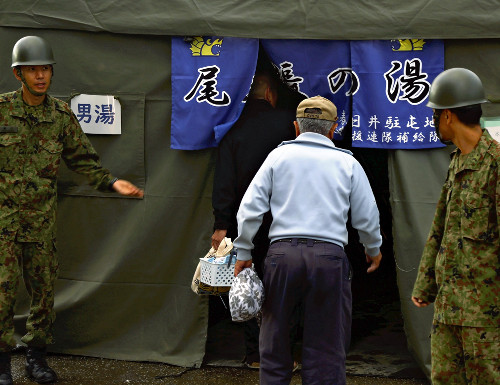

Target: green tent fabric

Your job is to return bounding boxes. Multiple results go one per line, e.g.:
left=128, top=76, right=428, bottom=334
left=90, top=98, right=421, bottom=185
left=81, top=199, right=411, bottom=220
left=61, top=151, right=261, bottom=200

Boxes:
left=388, top=147, right=453, bottom=377
left=1, top=0, right=500, bottom=39
left=1, top=5, right=500, bottom=377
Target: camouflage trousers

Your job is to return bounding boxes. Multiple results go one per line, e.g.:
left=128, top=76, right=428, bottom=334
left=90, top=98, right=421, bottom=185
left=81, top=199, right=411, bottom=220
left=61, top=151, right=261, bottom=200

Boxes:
left=431, top=321, right=500, bottom=385
left=0, top=238, right=59, bottom=352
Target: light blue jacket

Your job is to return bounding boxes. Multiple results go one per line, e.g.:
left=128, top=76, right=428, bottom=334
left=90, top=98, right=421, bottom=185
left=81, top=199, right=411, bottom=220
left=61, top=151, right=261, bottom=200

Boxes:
left=234, top=132, right=382, bottom=261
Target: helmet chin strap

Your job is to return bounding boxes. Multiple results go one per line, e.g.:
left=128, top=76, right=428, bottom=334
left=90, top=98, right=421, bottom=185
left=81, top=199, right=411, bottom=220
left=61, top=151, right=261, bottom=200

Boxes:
left=16, top=67, right=51, bottom=97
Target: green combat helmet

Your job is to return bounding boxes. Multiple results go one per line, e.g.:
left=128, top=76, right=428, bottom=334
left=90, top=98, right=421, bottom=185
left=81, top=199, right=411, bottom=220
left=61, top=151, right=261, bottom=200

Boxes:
left=427, top=68, right=488, bottom=109
left=11, top=36, right=56, bottom=67
left=12, top=36, right=55, bottom=97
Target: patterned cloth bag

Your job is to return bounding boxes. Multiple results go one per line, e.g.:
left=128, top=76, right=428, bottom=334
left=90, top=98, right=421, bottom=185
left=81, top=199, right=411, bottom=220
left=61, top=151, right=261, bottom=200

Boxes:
left=229, top=267, right=264, bottom=322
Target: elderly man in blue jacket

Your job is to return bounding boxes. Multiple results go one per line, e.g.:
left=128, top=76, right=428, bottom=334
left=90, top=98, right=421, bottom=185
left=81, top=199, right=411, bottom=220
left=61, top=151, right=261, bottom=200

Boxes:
left=233, top=96, right=383, bottom=385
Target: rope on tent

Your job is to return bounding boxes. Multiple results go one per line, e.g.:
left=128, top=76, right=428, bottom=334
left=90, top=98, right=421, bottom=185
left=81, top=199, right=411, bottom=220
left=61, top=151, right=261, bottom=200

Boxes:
left=394, top=257, right=416, bottom=273
left=154, top=365, right=196, bottom=380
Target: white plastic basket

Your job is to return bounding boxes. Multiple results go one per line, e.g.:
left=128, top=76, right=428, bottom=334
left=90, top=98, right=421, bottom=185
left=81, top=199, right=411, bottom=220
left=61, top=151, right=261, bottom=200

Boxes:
left=199, top=258, right=235, bottom=287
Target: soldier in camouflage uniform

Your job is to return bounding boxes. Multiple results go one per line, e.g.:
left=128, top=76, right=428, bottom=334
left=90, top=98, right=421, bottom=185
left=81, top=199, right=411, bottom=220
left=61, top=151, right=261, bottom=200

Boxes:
left=0, top=36, right=143, bottom=385
left=412, top=68, right=499, bottom=384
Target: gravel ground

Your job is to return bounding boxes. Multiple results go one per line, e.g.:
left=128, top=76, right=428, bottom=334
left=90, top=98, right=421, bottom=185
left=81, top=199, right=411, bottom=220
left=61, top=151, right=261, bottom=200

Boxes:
left=9, top=352, right=430, bottom=385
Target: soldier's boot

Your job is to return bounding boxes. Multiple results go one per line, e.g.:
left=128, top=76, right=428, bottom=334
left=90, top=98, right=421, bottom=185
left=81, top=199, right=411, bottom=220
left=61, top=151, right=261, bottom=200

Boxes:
left=25, top=347, right=58, bottom=384
left=0, top=352, right=13, bottom=385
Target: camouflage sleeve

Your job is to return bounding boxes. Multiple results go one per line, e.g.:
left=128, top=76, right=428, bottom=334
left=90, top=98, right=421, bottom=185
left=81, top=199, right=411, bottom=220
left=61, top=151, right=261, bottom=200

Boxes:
left=411, top=182, right=448, bottom=303
left=61, top=110, right=115, bottom=191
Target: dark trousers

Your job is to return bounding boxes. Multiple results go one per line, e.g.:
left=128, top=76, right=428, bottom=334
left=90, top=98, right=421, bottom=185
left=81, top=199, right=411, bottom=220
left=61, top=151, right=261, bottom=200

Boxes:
left=259, top=240, right=352, bottom=385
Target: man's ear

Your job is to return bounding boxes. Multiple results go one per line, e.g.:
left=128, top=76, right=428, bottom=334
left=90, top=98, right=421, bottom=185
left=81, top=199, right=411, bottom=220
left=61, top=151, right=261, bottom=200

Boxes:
left=294, top=121, right=300, bottom=137
left=13, top=67, right=21, bottom=81
left=327, top=123, right=338, bottom=139
left=264, top=87, right=270, bottom=101
left=265, top=87, right=277, bottom=108
left=444, top=109, right=453, bottom=124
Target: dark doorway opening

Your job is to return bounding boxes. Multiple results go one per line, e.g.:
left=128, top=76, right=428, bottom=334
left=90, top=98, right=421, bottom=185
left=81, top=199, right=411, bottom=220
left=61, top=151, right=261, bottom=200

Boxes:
left=205, top=46, right=426, bottom=380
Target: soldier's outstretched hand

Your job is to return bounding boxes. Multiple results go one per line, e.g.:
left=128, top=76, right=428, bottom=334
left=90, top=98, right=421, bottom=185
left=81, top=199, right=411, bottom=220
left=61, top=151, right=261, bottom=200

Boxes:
left=112, top=179, right=144, bottom=198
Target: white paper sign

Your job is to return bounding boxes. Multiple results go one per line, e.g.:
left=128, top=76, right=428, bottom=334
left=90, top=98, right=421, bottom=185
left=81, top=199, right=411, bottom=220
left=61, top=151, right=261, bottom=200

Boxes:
left=71, top=94, right=121, bottom=134
left=486, top=125, right=500, bottom=142
left=481, top=117, right=500, bottom=143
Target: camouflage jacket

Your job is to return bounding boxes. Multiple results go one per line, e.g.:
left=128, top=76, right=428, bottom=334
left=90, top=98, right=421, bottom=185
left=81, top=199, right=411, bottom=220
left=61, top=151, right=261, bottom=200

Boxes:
left=412, top=130, right=500, bottom=327
left=0, top=89, right=114, bottom=242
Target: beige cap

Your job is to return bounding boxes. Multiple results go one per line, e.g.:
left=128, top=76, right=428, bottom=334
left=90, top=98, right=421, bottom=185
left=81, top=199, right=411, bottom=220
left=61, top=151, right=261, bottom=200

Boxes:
left=296, top=96, right=337, bottom=121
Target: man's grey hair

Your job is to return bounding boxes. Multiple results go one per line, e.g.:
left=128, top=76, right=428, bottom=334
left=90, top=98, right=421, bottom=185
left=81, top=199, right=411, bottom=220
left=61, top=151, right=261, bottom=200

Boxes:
left=296, top=117, right=334, bottom=136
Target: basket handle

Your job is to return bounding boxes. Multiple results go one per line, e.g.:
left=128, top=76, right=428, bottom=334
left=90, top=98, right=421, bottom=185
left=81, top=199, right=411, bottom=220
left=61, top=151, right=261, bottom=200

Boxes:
left=227, top=249, right=237, bottom=268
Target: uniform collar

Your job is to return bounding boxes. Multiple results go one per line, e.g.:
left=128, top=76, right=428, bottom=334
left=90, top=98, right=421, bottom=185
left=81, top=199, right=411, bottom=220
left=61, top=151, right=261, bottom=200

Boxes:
left=10, top=88, right=56, bottom=123
left=452, top=129, right=494, bottom=172
left=279, top=132, right=353, bottom=155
